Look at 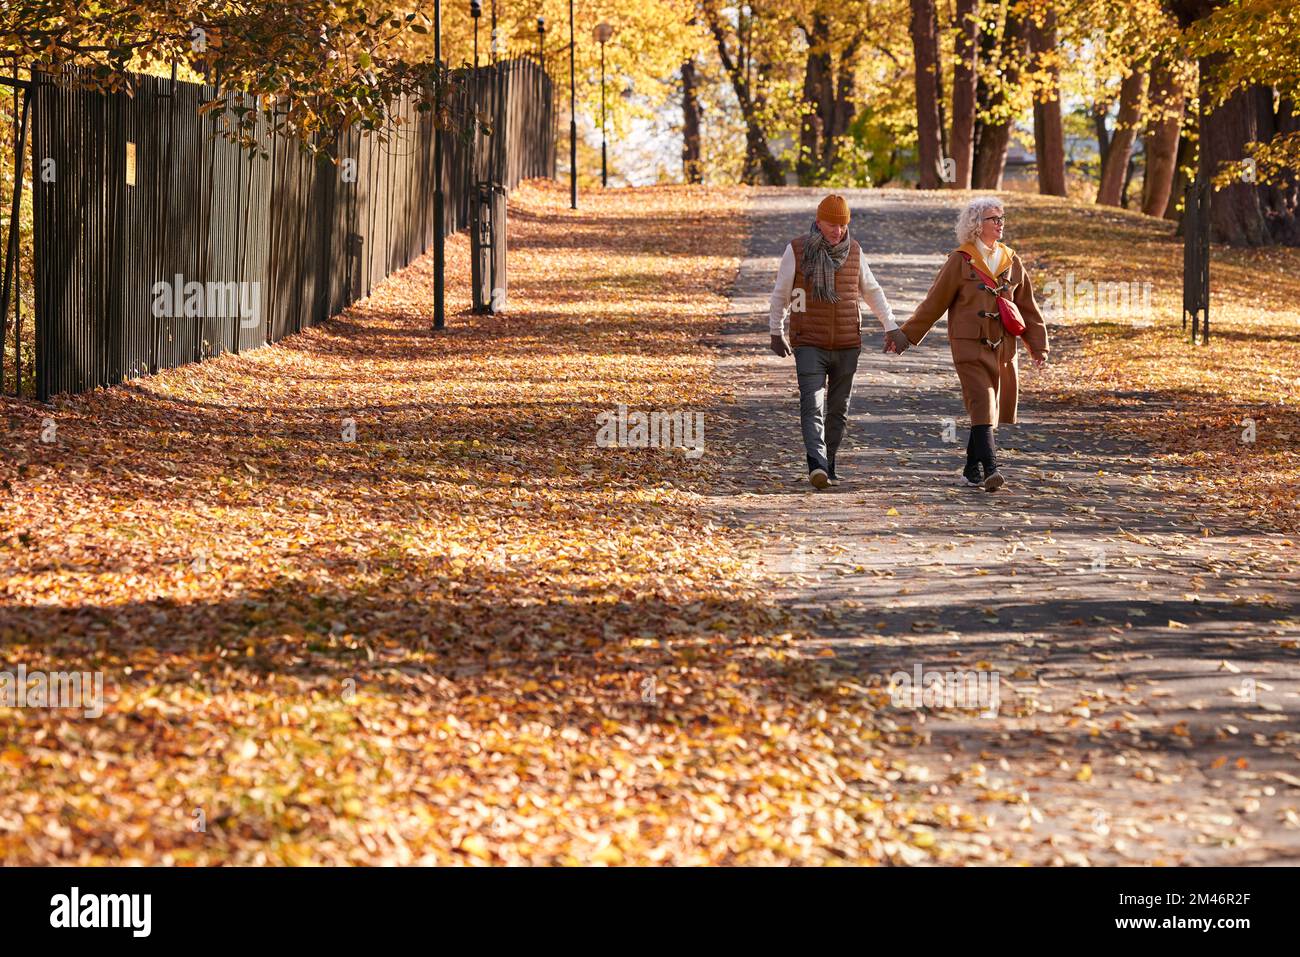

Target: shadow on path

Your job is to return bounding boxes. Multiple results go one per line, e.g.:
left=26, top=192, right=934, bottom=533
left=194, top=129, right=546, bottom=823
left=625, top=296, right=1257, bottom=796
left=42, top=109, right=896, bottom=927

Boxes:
left=707, top=186, right=1300, bottom=865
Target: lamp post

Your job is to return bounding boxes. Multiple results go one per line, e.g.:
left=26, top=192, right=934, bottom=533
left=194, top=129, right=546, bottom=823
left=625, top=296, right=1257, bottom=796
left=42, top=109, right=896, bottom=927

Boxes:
left=568, top=0, right=576, bottom=209
left=489, top=27, right=500, bottom=189
left=470, top=0, right=483, bottom=195
left=470, top=0, right=480, bottom=67
left=537, top=17, right=546, bottom=71
left=433, top=0, right=444, bottom=331
left=593, top=22, right=613, bottom=188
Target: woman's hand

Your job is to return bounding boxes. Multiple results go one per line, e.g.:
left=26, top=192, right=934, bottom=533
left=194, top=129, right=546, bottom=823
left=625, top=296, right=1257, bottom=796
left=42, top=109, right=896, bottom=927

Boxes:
left=884, top=328, right=910, bottom=354
left=770, top=334, right=792, bottom=358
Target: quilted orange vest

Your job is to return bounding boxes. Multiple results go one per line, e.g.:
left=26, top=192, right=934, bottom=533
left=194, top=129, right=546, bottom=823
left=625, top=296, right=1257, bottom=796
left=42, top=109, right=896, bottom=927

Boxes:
left=789, top=236, right=862, bottom=350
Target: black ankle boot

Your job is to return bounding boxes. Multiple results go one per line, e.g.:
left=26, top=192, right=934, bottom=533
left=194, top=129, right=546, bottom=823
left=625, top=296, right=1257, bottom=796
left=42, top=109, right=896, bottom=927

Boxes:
left=981, top=455, right=1004, bottom=491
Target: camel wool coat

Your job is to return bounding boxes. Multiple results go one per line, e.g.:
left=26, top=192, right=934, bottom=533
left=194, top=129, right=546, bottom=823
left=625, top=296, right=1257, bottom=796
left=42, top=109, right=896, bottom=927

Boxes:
left=897, top=242, right=1049, bottom=427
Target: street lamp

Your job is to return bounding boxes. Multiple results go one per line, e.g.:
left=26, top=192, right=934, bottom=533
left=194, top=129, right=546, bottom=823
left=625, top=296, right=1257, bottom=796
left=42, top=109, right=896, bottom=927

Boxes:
left=537, top=17, right=546, bottom=71
left=470, top=0, right=481, bottom=67
left=433, top=0, right=444, bottom=331
left=593, top=22, right=614, bottom=188
left=568, top=0, right=576, bottom=209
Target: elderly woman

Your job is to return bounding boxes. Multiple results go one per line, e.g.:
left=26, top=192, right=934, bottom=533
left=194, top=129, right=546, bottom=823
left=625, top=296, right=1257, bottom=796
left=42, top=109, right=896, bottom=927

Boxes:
left=884, top=197, right=1048, bottom=491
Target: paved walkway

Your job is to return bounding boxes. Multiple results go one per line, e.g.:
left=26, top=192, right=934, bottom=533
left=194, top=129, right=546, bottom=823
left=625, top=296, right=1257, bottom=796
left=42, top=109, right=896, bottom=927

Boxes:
left=708, top=187, right=1300, bottom=864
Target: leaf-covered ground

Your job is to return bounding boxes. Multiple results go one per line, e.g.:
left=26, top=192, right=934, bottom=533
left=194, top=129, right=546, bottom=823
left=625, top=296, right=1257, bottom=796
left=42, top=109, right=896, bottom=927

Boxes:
left=1, top=181, right=940, bottom=864
left=717, top=187, right=1300, bottom=865
left=3, top=182, right=1297, bottom=866
left=1010, top=193, right=1300, bottom=535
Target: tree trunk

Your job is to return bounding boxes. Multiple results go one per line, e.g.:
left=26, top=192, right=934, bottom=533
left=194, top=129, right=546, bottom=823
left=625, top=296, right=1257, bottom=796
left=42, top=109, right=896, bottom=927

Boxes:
left=795, top=18, right=860, bottom=183
left=909, top=0, right=944, bottom=188
left=1027, top=8, right=1066, bottom=196
left=798, top=14, right=833, bottom=185
left=950, top=0, right=979, bottom=189
left=749, top=82, right=786, bottom=184
left=1166, top=0, right=1299, bottom=243
left=1165, top=0, right=1208, bottom=231
left=973, top=127, right=1010, bottom=190
left=1121, top=151, right=1138, bottom=207
left=829, top=44, right=859, bottom=176
left=681, top=58, right=702, bottom=185
left=1261, top=95, right=1300, bottom=245
left=704, top=9, right=785, bottom=185
left=935, top=22, right=949, bottom=164
left=1199, top=80, right=1300, bottom=245
left=1092, top=103, right=1111, bottom=170
left=1164, top=127, right=1194, bottom=222
left=972, top=15, right=994, bottom=181
left=1097, top=68, right=1147, bottom=206
left=1141, top=53, right=1185, bottom=216
left=753, top=59, right=787, bottom=185
left=973, top=9, right=1026, bottom=189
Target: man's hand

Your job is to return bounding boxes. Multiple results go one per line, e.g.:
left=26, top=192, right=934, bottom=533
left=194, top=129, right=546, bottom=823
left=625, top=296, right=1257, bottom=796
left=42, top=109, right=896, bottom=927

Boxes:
left=770, top=334, right=792, bottom=358
left=884, top=328, right=910, bottom=354
left=1029, top=348, right=1048, bottom=368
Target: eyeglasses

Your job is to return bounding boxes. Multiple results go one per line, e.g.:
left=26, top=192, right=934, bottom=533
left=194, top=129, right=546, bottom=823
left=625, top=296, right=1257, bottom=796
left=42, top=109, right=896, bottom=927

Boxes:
left=983, top=216, right=1006, bottom=225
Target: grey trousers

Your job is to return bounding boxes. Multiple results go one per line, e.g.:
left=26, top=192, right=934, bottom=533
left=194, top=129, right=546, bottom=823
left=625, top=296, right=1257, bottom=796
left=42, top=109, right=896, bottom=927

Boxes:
left=794, top=345, right=861, bottom=474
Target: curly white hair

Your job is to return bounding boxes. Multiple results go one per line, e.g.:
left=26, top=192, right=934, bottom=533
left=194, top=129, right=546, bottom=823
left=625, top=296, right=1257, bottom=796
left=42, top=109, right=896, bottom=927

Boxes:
left=955, top=196, right=1005, bottom=246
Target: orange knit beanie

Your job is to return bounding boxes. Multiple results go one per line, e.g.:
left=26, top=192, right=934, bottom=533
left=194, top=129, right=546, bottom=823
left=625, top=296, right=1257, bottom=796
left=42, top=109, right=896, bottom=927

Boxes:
left=817, top=194, right=850, bottom=225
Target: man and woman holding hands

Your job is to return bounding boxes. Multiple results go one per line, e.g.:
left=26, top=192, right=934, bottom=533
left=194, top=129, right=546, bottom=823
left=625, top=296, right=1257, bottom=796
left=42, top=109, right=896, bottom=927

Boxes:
left=768, top=193, right=1049, bottom=492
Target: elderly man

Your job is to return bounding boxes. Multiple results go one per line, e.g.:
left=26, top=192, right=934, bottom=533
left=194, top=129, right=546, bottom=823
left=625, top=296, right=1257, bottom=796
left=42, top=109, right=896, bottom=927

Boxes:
left=769, top=194, right=898, bottom=489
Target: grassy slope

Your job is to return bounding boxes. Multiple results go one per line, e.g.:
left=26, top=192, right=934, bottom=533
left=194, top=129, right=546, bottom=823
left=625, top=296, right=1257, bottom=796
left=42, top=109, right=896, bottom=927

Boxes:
left=1005, top=191, right=1300, bottom=534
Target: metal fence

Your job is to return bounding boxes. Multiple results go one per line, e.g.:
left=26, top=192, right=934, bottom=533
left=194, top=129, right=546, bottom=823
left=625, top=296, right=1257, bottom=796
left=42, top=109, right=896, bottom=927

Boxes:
left=23, top=58, right=554, bottom=400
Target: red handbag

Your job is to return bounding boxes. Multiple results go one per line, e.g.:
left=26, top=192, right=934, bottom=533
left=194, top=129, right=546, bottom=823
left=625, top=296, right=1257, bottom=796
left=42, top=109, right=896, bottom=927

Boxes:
left=960, top=252, right=1026, bottom=337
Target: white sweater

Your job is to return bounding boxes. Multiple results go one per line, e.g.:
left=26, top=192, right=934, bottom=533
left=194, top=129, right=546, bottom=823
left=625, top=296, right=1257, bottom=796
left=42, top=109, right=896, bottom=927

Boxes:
left=768, top=243, right=897, bottom=338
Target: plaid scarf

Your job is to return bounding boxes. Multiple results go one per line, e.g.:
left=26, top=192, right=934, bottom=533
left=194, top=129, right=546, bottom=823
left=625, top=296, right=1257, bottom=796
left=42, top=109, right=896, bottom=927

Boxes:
left=800, top=221, right=851, bottom=303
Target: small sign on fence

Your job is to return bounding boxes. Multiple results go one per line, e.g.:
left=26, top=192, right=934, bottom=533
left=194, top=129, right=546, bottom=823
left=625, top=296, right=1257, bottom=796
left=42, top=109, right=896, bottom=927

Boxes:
left=125, top=142, right=137, bottom=186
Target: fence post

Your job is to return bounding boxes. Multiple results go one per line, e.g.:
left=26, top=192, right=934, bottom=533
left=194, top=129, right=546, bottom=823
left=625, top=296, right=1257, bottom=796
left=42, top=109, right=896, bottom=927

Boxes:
left=1, top=77, right=30, bottom=395
left=1182, top=179, right=1210, bottom=345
